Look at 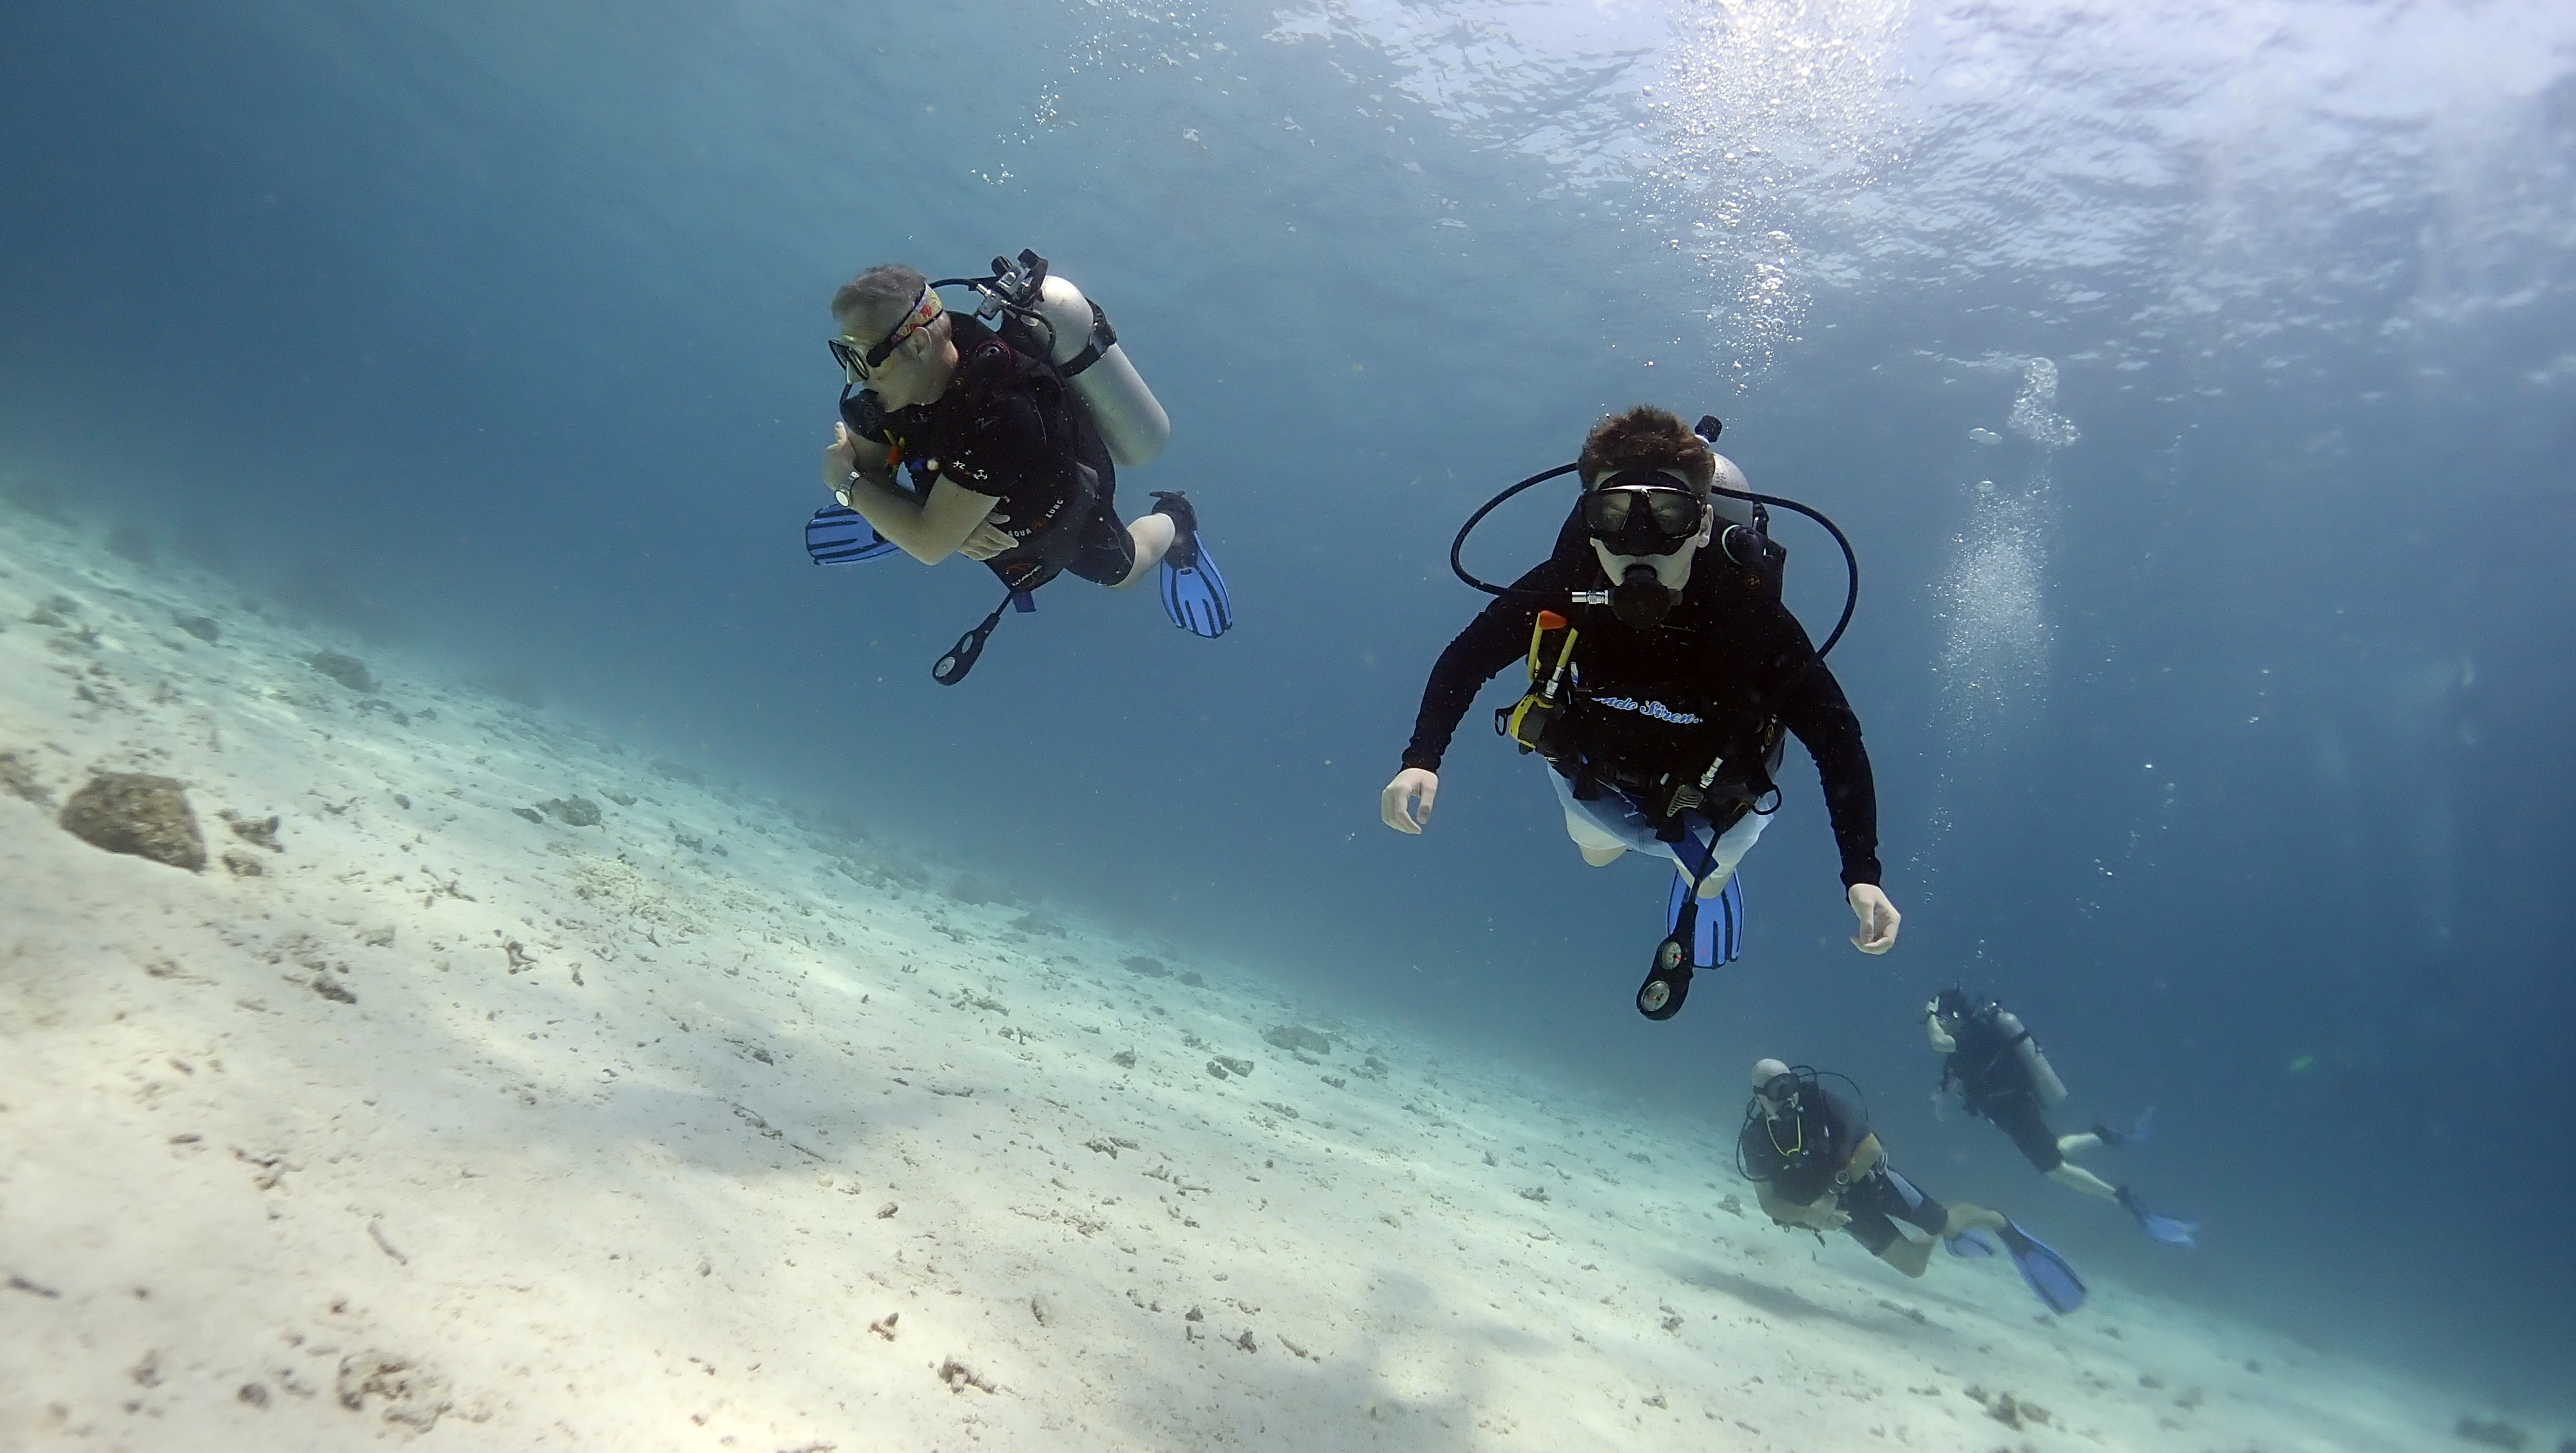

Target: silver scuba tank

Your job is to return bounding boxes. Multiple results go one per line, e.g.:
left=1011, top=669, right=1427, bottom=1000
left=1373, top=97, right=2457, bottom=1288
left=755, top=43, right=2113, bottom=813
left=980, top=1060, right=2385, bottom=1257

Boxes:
left=1709, top=451, right=1756, bottom=529
left=1021, top=272, right=1170, bottom=468
left=1998, top=1011, right=2072, bottom=1108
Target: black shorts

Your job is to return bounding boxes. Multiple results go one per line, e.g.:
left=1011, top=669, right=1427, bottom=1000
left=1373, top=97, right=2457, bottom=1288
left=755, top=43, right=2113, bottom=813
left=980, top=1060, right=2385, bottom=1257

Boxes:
left=1979, top=1090, right=2063, bottom=1172
left=1841, top=1167, right=1948, bottom=1255
left=1062, top=495, right=1136, bottom=585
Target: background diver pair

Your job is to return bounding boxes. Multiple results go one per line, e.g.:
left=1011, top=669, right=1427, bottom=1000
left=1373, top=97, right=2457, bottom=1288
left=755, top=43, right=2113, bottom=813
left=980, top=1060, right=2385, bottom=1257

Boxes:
left=1727, top=994, right=2201, bottom=1316
left=1737, top=1021, right=2199, bottom=1318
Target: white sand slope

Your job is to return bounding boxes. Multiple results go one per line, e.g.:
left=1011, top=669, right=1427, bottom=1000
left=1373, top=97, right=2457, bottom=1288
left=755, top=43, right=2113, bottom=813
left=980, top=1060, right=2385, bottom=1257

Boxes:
left=0, top=506, right=2501, bottom=1452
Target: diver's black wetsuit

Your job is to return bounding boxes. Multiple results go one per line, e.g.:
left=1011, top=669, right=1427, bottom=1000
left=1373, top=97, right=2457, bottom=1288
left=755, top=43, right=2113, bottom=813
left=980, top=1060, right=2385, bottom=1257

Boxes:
left=848, top=313, right=1133, bottom=589
left=1738, top=1086, right=1947, bottom=1255
left=1941, top=1009, right=2061, bottom=1171
left=1399, top=545, right=1882, bottom=888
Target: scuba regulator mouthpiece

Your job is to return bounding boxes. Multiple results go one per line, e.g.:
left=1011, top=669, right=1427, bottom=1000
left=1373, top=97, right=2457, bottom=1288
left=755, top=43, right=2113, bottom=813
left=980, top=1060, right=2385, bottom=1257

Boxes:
left=1608, top=562, right=1677, bottom=628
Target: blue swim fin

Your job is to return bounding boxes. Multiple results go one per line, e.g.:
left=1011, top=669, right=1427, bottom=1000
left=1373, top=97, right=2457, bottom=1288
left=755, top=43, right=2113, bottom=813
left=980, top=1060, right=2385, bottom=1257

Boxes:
left=2092, top=1106, right=2155, bottom=1147
left=1662, top=868, right=1745, bottom=969
left=2117, top=1186, right=2198, bottom=1247
left=806, top=506, right=901, bottom=564
left=1945, top=1228, right=2000, bottom=1259
left=1151, top=491, right=1231, bottom=638
left=1997, top=1220, right=2087, bottom=1315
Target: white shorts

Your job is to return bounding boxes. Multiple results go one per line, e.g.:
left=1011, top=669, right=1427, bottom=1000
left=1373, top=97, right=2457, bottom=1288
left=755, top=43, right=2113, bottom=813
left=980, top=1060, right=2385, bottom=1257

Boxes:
left=1548, top=768, right=1770, bottom=892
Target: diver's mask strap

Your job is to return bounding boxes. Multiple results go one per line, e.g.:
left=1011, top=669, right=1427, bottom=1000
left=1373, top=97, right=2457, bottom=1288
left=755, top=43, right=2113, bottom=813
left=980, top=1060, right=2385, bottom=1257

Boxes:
left=831, top=285, right=947, bottom=385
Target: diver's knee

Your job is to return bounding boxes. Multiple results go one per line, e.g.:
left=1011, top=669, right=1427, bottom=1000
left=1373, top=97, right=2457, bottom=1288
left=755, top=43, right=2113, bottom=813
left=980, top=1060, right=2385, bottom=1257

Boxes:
left=1132, top=511, right=1177, bottom=554
left=1876, top=1240, right=1931, bottom=1277
left=2048, top=1164, right=2117, bottom=1200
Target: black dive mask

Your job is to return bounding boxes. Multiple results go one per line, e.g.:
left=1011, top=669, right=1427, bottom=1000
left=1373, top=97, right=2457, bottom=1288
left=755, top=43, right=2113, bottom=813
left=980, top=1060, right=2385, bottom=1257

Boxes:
left=1608, top=562, right=1677, bottom=628
left=1581, top=472, right=1705, bottom=558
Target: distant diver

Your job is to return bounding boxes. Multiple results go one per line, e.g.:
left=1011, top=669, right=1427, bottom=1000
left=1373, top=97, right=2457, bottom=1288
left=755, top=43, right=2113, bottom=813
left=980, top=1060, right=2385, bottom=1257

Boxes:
left=1740, top=1059, right=2087, bottom=1315
left=1926, top=987, right=2197, bottom=1246
left=1379, top=405, right=1893, bottom=1020
left=809, top=251, right=1231, bottom=684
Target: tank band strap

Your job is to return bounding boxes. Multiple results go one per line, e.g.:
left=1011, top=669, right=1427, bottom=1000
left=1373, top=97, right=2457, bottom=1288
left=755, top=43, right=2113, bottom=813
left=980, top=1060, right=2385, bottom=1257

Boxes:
left=1059, top=302, right=1117, bottom=377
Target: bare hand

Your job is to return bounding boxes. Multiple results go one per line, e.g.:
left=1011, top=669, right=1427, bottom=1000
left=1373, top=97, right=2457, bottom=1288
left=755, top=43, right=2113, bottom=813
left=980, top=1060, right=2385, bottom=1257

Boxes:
left=1380, top=768, right=1438, bottom=834
left=820, top=421, right=860, bottom=490
left=957, top=513, right=1015, bottom=562
left=1801, top=1199, right=1852, bottom=1231
left=1848, top=883, right=1901, bottom=954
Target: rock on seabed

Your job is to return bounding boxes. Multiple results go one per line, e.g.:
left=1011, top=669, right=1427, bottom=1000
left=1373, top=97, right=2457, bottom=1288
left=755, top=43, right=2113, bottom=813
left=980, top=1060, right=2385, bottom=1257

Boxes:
left=57, top=772, right=207, bottom=872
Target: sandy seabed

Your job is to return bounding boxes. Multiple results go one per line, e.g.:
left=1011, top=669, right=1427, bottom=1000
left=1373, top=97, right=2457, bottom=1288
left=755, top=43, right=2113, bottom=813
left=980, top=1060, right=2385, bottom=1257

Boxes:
left=0, top=506, right=2495, bottom=1452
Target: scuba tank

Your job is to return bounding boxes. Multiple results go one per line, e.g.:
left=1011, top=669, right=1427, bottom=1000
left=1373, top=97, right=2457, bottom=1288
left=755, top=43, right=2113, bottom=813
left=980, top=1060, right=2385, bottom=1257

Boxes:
left=1705, top=453, right=1758, bottom=530
left=974, top=251, right=1170, bottom=468
left=1997, top=1011, right=2071, bottom=1108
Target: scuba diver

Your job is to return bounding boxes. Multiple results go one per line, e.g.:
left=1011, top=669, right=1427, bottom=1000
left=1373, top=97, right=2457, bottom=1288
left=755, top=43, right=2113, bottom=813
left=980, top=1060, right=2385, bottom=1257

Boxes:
left=1379, top=404, right=1895, bottom=1021
left=1926, top=987, right=2198, bottom=1246
left=1739, top=1059, right=2087, bottom=1315
left=810, top=252, right=1231, bottom=685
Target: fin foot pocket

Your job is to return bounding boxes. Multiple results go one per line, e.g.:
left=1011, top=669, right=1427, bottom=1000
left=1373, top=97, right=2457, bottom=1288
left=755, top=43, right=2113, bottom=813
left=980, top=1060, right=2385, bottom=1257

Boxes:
left=2117, top=1186, right=2198, bottom=1247
left=2107, top=1106, right=2157, bottom=1146
left=1150, top=491, right=1200, bottom=567
left=1151, top=493, right=1231, bottom=638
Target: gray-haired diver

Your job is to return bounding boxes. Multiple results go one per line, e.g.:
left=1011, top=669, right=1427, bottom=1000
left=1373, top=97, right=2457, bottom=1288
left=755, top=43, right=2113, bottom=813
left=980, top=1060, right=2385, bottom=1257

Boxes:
left=1926, top=987, right=2196, bottom=1246
left=1738, top=1059, right=2087, bottom=1315
left=811, top=252, right=1230, bottom=684
left=1380, top=406, right=1897, bottom=1021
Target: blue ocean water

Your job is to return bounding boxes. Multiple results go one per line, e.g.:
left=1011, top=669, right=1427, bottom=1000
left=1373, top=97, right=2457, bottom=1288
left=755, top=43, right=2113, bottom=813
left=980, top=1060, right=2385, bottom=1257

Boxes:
left=3, top=0, right=2569, bottom=1410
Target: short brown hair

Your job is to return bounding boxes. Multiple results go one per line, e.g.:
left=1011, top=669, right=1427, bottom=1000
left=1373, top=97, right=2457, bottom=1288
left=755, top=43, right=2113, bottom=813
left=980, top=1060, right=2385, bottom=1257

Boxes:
left=831, top=263, right=929, bottom=336
left=1579, top=405, right=1714, bottom=495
